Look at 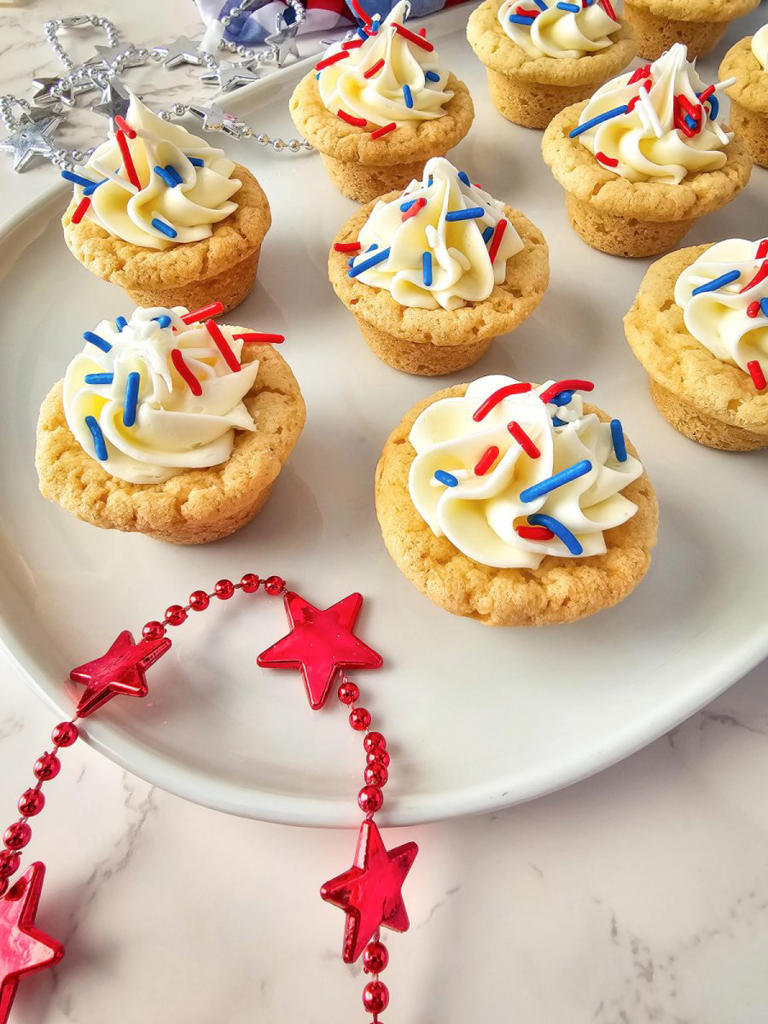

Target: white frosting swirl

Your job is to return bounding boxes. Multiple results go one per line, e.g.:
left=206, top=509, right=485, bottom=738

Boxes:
left=351, top=156, right=523, bottom=310
left=316, top=0, right=453, bottom=127
left=674, top=238, right=768, bottom=378
left=498, top=0, right=621, bottom=60
left=63, top=306, right=260, bottom=484
left=575, top=43, right=731, bottom=184
left=72, top=95, right=241, bottom=250
left=408, top=375, right=642, bottom=569
left=752, top=24, right=768, bottom=70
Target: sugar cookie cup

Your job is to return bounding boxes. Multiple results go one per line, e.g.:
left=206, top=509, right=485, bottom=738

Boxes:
left=329, top=169, right=549, bottom=376
left=467, top=0, right=636, bottom=129
left=36, top=309, right=305, bottom=544
left=542, top=101, right=752, bottom=257
left=623, top=0, right=759, bottom=61
left=721, top=35, right=768, bottom=170
left=290, top=71, right=474, bottom=204
left=375, top=379, right=658, bottom=626
left=63, top=164, right=270, bottom=314
left=624, top=245, right=768, bottom=451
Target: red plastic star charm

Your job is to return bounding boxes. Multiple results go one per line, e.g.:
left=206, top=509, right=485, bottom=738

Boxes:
left=0, top=863, right=64, bottom=1024
left=69, top=630, right=171, bottom=718
left=257, top=592, right=382, bottom=710
left=320, top=820, right=418, bottom=963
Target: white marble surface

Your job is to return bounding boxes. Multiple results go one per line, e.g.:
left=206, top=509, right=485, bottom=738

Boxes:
left=1, top=2, right=768, bottom=1022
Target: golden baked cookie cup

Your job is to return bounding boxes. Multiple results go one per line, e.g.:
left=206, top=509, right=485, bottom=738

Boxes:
left=541, top=101, right=752, bottom=257
left=290, top=72, right=474, bottom=203
left=330, top=194, right=549, bottom=375
left=466, top=0, right=636, bottom=129
left=375, top=383, right=658, bottom=626
left=721, top=37, right=768, bottom=170
left=624, top=0, right=759, bottom=61
left=624, top=246, right=768, bottom=451
left=35, top=343, right=305, bottom=544
left=62, top=164, right=271, bottom=315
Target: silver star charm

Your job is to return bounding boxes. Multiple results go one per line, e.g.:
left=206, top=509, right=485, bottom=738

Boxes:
left=186, top=102, right=244, bottom=137
left=89, top=77, right=132, bottom=124
left=200, top=60, right=261, bottom=92
left=85, top=43, right=146, bottom=70
left=0, top=113, right=62, bottom=171
left=153, top=36, right=203, bottom=69
left=30, top=76, right=64, bottom=108
left=265, top=18, right=301, bottom=66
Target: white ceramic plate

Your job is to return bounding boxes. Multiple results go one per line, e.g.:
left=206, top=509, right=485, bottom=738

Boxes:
left=1, top=7, right=766, bottom=827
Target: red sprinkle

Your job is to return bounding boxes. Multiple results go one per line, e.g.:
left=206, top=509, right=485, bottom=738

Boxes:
left=473, top=383, right=532, bottom=422
left=417, top=26, right=427, bottom=35
left=114, top=115, right=136, bottom=139
left=206, top=319, right=240, bottom=372
left=363, top=58, right=385, bottom=79
left=676, top=94, right=699, bottom=118
left=71, top=196, right=91, bottom=224
left=171, top=348, right=202, bottom=396
left=341, top=38, right=365, bottom=49
left=350, top=0, right=373, bottom=29
left=747, top=360, right=767, bottom=391
left=474, top=445, right=500, bottom=476
left=740, top=260, right=768, bottom=293
left=539, top=379, right=594, bottom=405
left=599, top=0, right=617, bottom=20
left=627, top=64, right=650, bottom=84
left=233, top=332, right=285, bottom=344
left=596, top=151, right=619, bottom=167
left=115, top=129, right=141, bottom=189
left=181, top=302, right=224, bottom=325
left=747, top=301, right=761, bottom=318
left=401, top=197, right=426, bottom=221
left=392, top=22, right=434, bottom=51
left=334, top=241, right=362, bottom=252
left=315, top=50, right=350, bottom=71
left=697, top=84, right=715, bottom=104
left=515, top=5, right=541, bottom=13
left=487, top=218, right=508, bottom=264
left=370, top=121, right=397, bottom=139
left=757, top=239, right=768, bottom=259
left=516, top=525, right=555, bottom=541
left=337, top=109, right=367, bottom=127
left=507, top=421, right=540, bottom=459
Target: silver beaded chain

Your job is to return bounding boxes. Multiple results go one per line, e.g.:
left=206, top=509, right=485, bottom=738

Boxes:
left=157, top=101, right=312, bottom=153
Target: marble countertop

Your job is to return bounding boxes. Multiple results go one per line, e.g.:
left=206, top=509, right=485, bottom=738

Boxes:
left=2, top=2, right=768, bottom=1022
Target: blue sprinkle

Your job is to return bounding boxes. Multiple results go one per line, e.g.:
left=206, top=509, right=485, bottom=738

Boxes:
left=508, top=13, right=535, bottom=23
left=123, top=371, right=140, bottom=428
left=349, top=246, right=390, bottom=278
left=85, top=415, right=108, bottom=461
left=552, top=417, right=567, bottom=427
left=428, top=175, right=433, bottom=185
left=534, top=0, right=547, bottom=7
left=188, top=156, right=205, bottom=166
left=425, top=70, right=440, bottom=82
left=550, top=390, right=573, bottom=407
left=84, top=373, right=114, bottom=385
left=458, top=170, right=470, bottom=186
left=400, top=199, right=417, bottom=212
left=83, top=178, right=108, bottom=196
left=115, top=316, right=128, bottom=332
left=61, top=170, right=97, bottom=189
left=367, top=243, right=378, bottom=251
left=357, top=26, right=368, bottom=39
left=570, top=104, right=629, bottom=138
left=153, top=315, right=172, bottom=328
left=760, top=298, right=768, bottom=317
left=519, top=459, right=592, bottom=503
left=445, top=207, right=485, bottom=221
left=527, top=513, right=583, bottom=555
left=556, top=1, right=579, bottom=9
left=151, top=217, right=177, bottom=239
left=403, top=84, right=413, bottom=109
left=422, top=251, right=432, bottom=287
left=699, top=91, right=718, bottom=119
left=316, top=72, right=321, bottom=79
left=83, top=331, right=111, bottom=353
left=166, top=165, right=183, bottom=186
left=154, top=165, right=182, bottom=187
left=683, top=113, right=698, bottom=131
left=691, top=269, right=740, bottom=295
left=610, top=419, right=627, bottom=463
left=482, top=225, right=494, bottom=243
left=434, top=470, right=458, bottom=487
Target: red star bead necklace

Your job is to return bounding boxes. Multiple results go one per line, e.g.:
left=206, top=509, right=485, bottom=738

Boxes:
left=0, top=571, right=417, bottom=1024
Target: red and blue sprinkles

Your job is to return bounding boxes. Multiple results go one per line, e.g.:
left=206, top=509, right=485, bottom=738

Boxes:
left=122, top=371, right=140, bottom=428
left=85, top=415, right=108, bottom=461
left=527, top=513, right=583, bottom=554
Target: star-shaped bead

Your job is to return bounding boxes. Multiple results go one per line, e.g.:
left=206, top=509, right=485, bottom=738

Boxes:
left=30, top=76, right=63, bottom=108
left=0, top=114, right=61, bottom=172
left=321, top=821, right=418, bottom=963
left=186, top=102, right=245, bottom=138
left=69, top=630, right=171, bottom=718
left=200, top=60, right=261, bottom=92
left=265, top=19, right=301, bottom=66
left=89, top=77, right=132, bottom=124
left=153, top=35, right=204, bottom=69
left=0, top=863, right=64, bottom=1024
left=85, top=43, right=146, bottom=70
left=257, top=592, right=382, bottom=710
